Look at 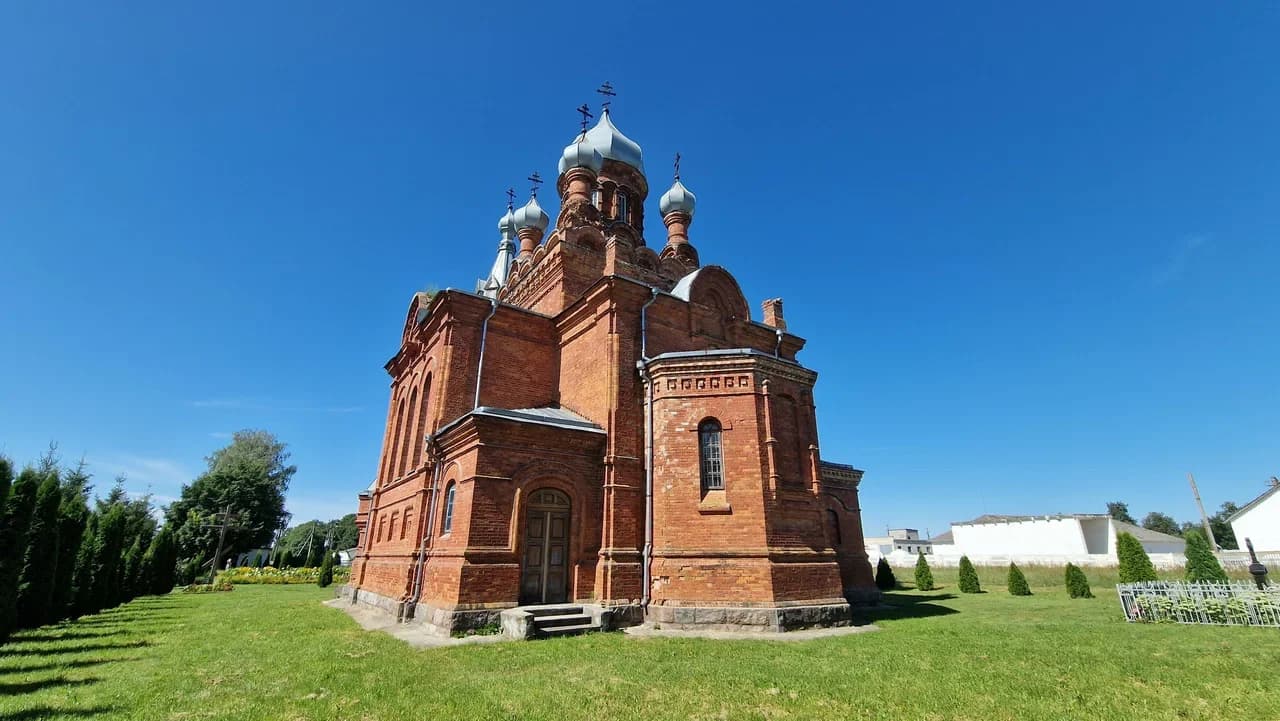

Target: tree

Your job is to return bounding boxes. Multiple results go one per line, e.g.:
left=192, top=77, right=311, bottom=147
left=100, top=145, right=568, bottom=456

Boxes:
left=1140, top=512, right=1182, bottom=537
left=957, top=556, right=981, bottom=593
left=142, top=525, right=178, bottom=595
left=168, top=431, right=295, bottom=562
left=1007, top=562, right=1031, bottom=596
left=1106, top=501, right=1136, bottom=525
left=16, top=472, right=63, bottom=629
left=278, top=548, right=293, bottom=569
left=91, top=504, right=128, bottom=610
left=70, top=513, right=100, bottom=618
left=51, top=464, right=91, bottom=618
left=0, top=455, right=13, bottom=518
left=0, top=469, right=41, bottom=639
left=1116, top=531, right=1158, bottom=583
left=1064, top=563, right=1093, bottom=598
left=121, top=536, right=145, bottom=602
left=874, top=557, right=897, bottom=591
left=1208, top=502, right=1239, bottom=550
left=913, top=552, right=935, bottom=591
left=1183, top=529, right=1228, bottom=583
left=317, top=550, right=335, bottom=588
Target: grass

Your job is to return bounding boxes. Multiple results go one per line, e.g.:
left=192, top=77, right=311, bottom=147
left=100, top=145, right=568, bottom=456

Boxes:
left=0, top=583, right=1276, bottom=720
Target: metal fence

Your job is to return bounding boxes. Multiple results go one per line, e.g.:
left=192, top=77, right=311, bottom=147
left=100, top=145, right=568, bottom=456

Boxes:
left=1117, top=581, right=1280, bottom=627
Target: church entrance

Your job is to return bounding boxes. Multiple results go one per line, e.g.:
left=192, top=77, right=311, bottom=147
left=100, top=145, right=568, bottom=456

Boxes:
left=520, top=488, right=571, bottom=605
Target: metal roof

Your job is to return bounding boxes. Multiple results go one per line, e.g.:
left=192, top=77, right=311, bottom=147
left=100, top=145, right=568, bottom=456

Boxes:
left=1228, top=481, right=1280, bottom=522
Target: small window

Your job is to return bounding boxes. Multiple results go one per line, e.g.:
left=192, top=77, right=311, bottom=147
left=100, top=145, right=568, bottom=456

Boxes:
left=698, top=419, right=724, bottom=492
left=442, top=483, right=456, bottom=534
left=827, top=509, right=842, bottom=546
left=377, top=515, right=386, bottom=543
left=616, top=191, right=628, bottom=221
left=401, top=506, right=412, bottom=540
left=592, top=189, right=601, bottom=209
left=389, top=511, right=398, bottom=541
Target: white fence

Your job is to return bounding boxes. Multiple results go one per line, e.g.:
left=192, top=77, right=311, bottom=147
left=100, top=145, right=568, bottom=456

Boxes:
left=1116, top=581, right=1280, bottom=627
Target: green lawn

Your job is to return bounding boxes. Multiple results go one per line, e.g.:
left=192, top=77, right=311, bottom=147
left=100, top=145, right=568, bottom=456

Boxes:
left=1, top=583, right=1277, bottom=720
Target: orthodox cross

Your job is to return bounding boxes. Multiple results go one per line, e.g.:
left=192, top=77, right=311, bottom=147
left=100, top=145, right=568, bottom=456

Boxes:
left=596, top=81, right=616, bottom=110
left=576, top=103, right=593, bottom=133
left=505, top=187, right=516, bottom=211
left=528, top=171, right=543, bottom=198
left=673, top=152, right=682, bottom=181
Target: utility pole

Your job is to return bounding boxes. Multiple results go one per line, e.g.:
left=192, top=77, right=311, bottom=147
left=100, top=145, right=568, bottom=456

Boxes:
left=201, top=505, right=246, bottom=583
left=1188, top=472, right=1218, bottom=549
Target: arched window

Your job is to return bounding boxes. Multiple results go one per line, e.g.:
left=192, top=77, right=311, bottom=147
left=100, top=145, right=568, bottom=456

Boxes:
left=616, top=191, right=628, bottom=222
left=402, top=506, right=413, bottom=540
left=698, top=419, right=724, bottom=492
left=387, top=398, right=406, bottom=481
left=411, top=374, right=432, bottom=469
left=389, top=511, right=399, bottom=541
left=827, top=509, right=842, bottom=546
left=592, top=188, right=601, bottom=210
left=442, top=483, right=456, bottom=535
left=398, top=388, right=417, bottom=477
left=377, top=515, right=386, bottom=543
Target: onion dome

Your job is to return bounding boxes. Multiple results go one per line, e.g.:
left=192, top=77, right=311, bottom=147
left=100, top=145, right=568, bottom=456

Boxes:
left=558, top=133, right=604, bottom=175
left=659, top=179, right=696, bottom=217
left=512, top=196, right=549, bottom=232
left=498, top=207, right=517, bottom=237
left=583, top=109, right=644, bottom=172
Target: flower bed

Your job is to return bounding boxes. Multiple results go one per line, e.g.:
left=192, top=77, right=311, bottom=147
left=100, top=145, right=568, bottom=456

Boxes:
left=219, top=566, right=351, bottom=585
left=1117, top=581, right=1280, bottom=627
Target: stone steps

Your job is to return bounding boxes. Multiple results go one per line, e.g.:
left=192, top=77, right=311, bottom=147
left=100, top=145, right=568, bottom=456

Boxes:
left=525, top=605, right=599, bottom=638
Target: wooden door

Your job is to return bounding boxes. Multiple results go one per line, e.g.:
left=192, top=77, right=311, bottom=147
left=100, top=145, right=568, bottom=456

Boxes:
left=520, top=489, right=571, bottom=604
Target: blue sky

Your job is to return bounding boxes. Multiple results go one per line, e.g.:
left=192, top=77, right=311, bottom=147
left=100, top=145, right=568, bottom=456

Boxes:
left=1, top=3, right=1277, bottom=537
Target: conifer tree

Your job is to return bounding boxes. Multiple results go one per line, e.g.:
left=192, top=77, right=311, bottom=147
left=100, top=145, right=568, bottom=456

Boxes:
left=913, top=552, right=935, bottom=591
left=0, top=469, right=42, bottom=639
left=143, top=526, right=178, bottom=595
left=957, top=555, right=981, bottom=593
left=317, top=549, right=335, bottom=587
left=1183, top=529, right=1228, bottom=583
left=70, top=513, right=100, bottom=618
left=874, top=557, right=897, bottom=590
left=51, top=466, right=91, bottom=619
left=1064, top=563, right=1093, bottom=598
left=1116, top=531, right=1158, bottom=583
left=121, top=536, right=144, bottom=602
left=0, top=455, right=13, bottom=519
left=1007, top=562, right=1031, bottom=596
left=16, top=472, right=63, bottom=629
left=91, top=505, right=128, bottom=609
left=278, top=548, right=293, bottom=569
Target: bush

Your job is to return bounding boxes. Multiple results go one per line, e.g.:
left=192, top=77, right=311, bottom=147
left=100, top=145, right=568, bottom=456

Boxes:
left=182, top=578, right=233, bottom=594
left=874, top=558, right=897, bottom=591
left=914, top=552, right=935, bottom=591
left=1065, top=563, right=1093, bottom=598
left=219, top=566, right=350, bottom=585
left=317, top=551, right=335, bottom=588
left=1183, top=529, right=1228, bottom=583
left=957, top=556, right=981, bottom=593
left=1117, top=532, right=1158, bottom=583
left=1007, top=563, right=1031, bottom=596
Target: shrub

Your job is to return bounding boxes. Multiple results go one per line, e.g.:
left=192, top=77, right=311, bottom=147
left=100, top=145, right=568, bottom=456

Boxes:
left=1117, top=532, right=1158, bottom=583
left=219, top=565, right=350, bottom=585
left=874, top=558, right=897, bottom=590
left=1007, top=563, right=1031, bottom=596
left=914, top=552, right=935, bottom=591
left=317, top=551, right=335, bottom=588
left=1065, top=563, right=1093, bottom=598
left=1183, top=529, right=1228, bottom=583
left=182, top=579, right=233, bottom=594
left=957, top=556, right=981, bottom=593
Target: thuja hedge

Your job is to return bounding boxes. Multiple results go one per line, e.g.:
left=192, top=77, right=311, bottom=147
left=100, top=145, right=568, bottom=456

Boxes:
left=219, top=566, right=351, bottom=585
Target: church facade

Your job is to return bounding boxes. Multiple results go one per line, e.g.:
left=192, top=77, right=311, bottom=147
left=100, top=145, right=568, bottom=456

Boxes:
left=344, top=101, right=877, bottom=634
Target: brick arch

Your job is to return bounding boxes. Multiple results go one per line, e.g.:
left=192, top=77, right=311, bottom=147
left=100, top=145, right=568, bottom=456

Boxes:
left=508, top=474, right=587, bottom=595
left=671, top=265, right=751, bottom=322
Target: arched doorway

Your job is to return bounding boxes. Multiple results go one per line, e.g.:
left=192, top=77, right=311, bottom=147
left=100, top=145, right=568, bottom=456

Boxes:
left=520, top=488, right=571, bottom=605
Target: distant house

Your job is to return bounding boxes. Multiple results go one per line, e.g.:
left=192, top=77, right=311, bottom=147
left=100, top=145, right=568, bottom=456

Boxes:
left=926, top=513, right=1185, bottom=568
left=864, top=529, right=932, bottom=562
left=1229, top=480, right=1280, bottom=552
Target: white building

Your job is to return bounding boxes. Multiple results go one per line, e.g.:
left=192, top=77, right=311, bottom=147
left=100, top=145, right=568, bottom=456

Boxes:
left=864, top=528, right=932, bottom=563
left=1229, top=480, right=1280, bottom=553
left=922, top=513, right=1186, bottom=568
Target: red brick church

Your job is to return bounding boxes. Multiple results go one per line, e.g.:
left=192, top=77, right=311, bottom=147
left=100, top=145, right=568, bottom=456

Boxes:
left=344, top=97, right=876, bottom=635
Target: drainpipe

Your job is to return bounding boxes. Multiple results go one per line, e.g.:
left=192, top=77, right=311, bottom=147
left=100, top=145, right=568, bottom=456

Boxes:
left=405, top=437, right=443, bottom=621
left=773, top=328, right=783, bottom=358
left=474, top=298, right=499, bottom=409
left=638, top=287, right=659, bottom=608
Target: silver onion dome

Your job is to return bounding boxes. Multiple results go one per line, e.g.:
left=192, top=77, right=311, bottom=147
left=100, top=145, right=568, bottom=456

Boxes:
left=498, top=208, right=517, bottom=237
left=558, top=133, right=604, bottom=175
left=583, top=109, right=644, bottom=172
left=659, top=179, right=696, bottom=216
left=512, top=196, right=549, bottom=231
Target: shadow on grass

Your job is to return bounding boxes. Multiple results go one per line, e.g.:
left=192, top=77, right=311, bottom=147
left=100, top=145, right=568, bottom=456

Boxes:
left=0, top=675, right=99, bottom=695
left=0, top=640, right=152, bottom=658
left=7, top=629, right=129, bottom=644
left=852, top=592, right=961, bottom=626
left=1, top=705, right=119, bottom=720
left=0, top=656, right=139, bottom=676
